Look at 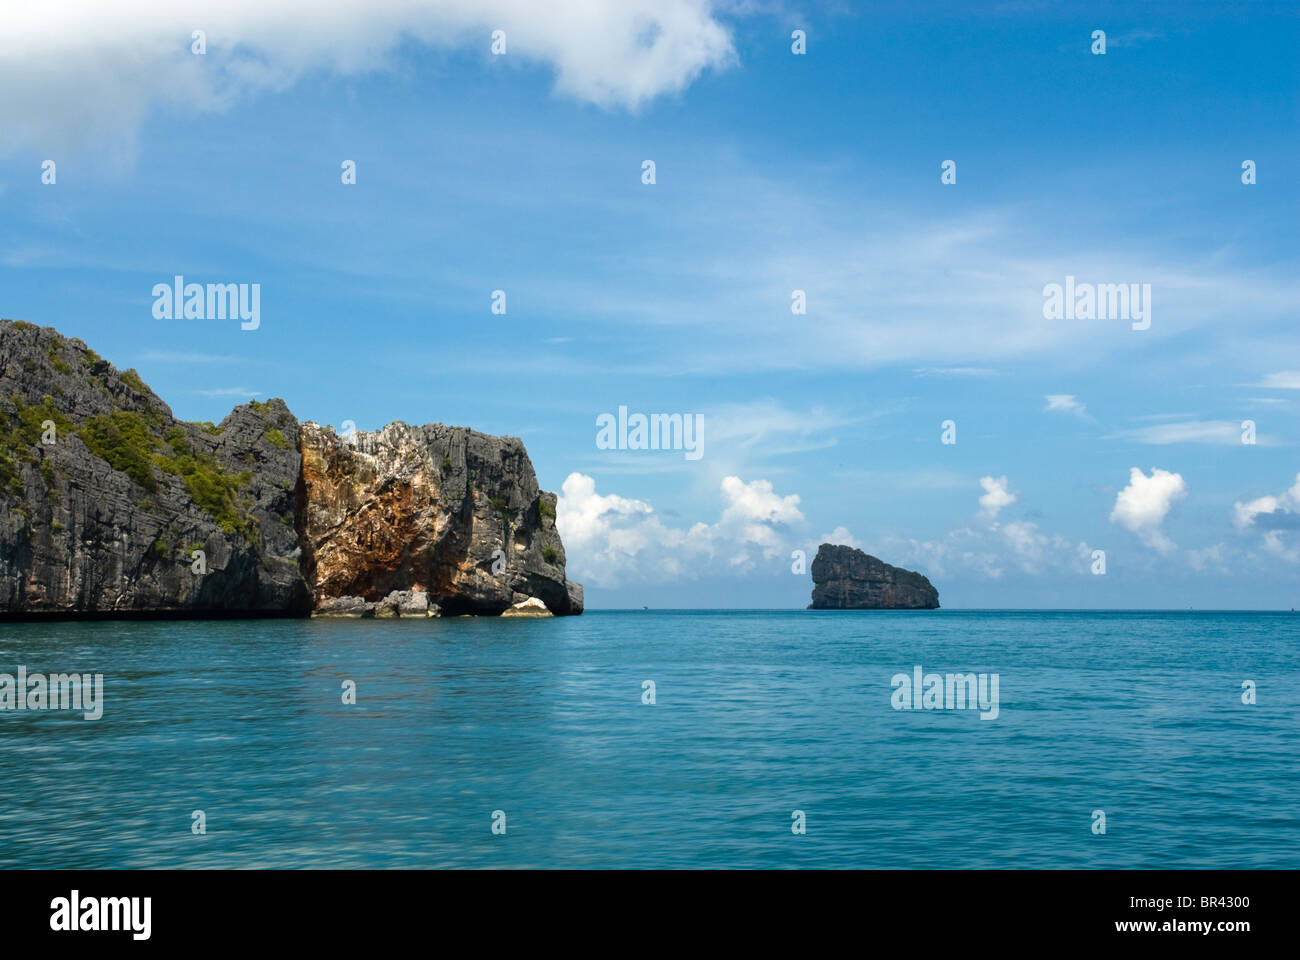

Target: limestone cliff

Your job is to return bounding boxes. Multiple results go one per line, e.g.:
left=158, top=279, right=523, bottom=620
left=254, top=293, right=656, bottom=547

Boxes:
left=0, top=319, right=581, bottom=618
left=808, top=543, right=939, bottom=609
left=299, top=421, right=582, bottom=615
left=0, top=320, right=308, bottom=616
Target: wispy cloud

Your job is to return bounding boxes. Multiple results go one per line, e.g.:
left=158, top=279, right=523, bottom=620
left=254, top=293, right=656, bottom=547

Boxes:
left=1044, top=394, right=1088, bottom=418
left=534, top=182, right=1300, bottom=375
left=142, top=351, right=244, bottom=365
left=195, top=386, right=262, bottom=397
left=1256, top=371, right=1300, bottom=389
left=913, top=367, right=1001, bottom=378
left=1108, top=420, right=1264, bottom=446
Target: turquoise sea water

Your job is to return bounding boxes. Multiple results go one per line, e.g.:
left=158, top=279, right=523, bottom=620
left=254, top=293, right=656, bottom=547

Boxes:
left=1, top=610, right=1296, bottom=869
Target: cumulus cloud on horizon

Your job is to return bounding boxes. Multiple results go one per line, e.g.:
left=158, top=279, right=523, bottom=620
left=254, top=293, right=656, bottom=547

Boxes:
left=555, top=468, right=1086, bottom=591
left=558, top=463, right=1286, bottom=588
left=881, top=475, right=1091, bottom=580
left=0, top=0, right=737, bottom=155
left=556, top=471, right=803, bottom=587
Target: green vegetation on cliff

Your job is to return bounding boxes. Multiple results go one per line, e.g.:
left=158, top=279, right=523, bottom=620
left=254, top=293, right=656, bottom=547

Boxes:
left=154, top=426, right=252, bottom=535
left=1, top=394, right=72, bottom=493
left=76, top=410, right=159, bottom=491
left=120, top=368, right=150, bottom=395
left=0, top=385, right=254, bottom=536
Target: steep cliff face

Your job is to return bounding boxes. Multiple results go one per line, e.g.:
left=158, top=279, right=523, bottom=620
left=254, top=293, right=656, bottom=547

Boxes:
left=0, top=320, right=582, bottom=618
left=808, top=543, right=939, bottom=610
left=0, top=320, right=310, bottom=616
left=299, top=421, right=582, bottom=615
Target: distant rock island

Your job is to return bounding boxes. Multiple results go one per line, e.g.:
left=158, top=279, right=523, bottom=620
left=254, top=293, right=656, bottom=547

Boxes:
left=0, top=319, right=581, bottom=618
left=808, top=543, right=939, bottom=609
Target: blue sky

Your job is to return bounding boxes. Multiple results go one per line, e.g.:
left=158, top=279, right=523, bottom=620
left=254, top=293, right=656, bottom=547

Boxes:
left=2, top=1, right=1298, bottom=608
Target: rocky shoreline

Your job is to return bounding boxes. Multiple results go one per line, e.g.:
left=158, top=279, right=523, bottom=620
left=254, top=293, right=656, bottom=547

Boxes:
left=0, top=319, right=582, bottom=619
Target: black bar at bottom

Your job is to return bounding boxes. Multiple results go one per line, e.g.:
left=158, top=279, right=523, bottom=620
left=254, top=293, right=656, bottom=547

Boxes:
left=0, top=869, right=1282, bottom=946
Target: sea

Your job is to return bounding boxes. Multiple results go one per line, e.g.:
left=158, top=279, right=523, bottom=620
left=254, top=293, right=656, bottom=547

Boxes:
left=1, top=610, right=1296, bottom=869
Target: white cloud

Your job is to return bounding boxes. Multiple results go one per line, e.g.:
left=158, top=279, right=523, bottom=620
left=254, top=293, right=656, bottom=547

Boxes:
left=516, top=166, right=1300, bottom=377
left=1109, top=467, right=1188, bottom=554
left=829, top=468, right=967, bottom=491
left=583, top=399, right=868, bottom=480
left=1261, top=531, right=1300, bottom=563
left=819, top=525, right=860, bottom=549
left=1233, top=474, right=1300, bottom=562
left=978, top=475, right=1016, bottom=519
left=876, top=527, right=1005, bottom=580
left=142, top=350, right=244, bottom=365
left=1257, top=372, right=1300, bottom=389
left=556, top=471, right=803, bottom=587
left=877, top=476, right=1089, bottom=579
left=554, top=472, right=654, bottom=542
left=913, top=367, right=1001, bottom=378
left=1108, top=420, right=1257, bottom=445
left=877, top=524, right=1089, bottom=580
left=0, top=0, right=736, bottom=154
left=1187, top=544, right=1226, bottom=573
left=1044, top=394, right=1087, bottom=417
left=704, top=399, right=854, bottom=456
left=719, top=474, right=802, bottom=526
left=1233, top=494, right=1284, bottom=530
left=196, top=386, right=262, bottom=397
left=996, top=520, right=1083, bottom=575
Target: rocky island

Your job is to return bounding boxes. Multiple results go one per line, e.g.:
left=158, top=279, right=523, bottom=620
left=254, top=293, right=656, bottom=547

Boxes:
left=0, top=319, right=581, bottom=618
left=808, top=543, right=939, bottom=609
